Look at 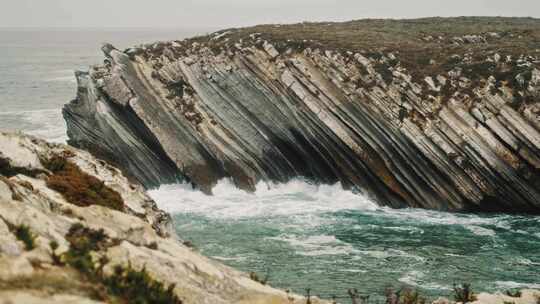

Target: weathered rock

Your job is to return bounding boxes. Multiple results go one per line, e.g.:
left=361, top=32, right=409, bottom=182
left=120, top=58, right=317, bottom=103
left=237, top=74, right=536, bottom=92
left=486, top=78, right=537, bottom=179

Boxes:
left=64, top=19, right=540, bottom=213
left=471, top=289, right=540, bottom=304
left=0, top=132, right=326, bottom=304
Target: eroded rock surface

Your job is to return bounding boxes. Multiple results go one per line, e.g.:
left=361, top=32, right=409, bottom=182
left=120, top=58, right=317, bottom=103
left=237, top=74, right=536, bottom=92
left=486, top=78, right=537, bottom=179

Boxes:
left=64, top=18, right=540, bottom=213
left=0, top=131, right=325, bottom=304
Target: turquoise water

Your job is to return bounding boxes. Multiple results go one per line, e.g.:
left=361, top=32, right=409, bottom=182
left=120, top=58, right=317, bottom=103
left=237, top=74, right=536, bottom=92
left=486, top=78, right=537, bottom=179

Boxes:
left=149, top=180, right=540, bottom=301
left=1, top=29, right=539, bottom=303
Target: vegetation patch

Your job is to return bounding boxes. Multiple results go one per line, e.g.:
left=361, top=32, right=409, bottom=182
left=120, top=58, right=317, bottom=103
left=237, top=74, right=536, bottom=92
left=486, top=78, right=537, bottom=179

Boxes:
left=64, top=223, right=110, bottom=275
left=61, top=223, right=182, bottom=304
left=42, top=155, right=124, bottom=211
left=385, top=287, right=427, bottom=304
left=506, top=289, right=522, bottom=297
left=104, top=264, right=182, bottom=304
left=249, top=271, right=269, bottom=285
left=186, top=17, right=540, bottom=81
left=3, top=220, right=37, bottom=251
left=453, top=283, right=477, bottom=303
left=13, top=224, right=36, bottom=251
left=0, top=156, right=46, bottom=178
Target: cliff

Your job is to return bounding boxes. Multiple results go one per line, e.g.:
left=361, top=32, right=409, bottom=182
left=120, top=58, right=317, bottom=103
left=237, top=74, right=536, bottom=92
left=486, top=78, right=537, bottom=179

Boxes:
left=64, top=17, right=540, bottom=213
left=0, top=131, right=324, bottom=304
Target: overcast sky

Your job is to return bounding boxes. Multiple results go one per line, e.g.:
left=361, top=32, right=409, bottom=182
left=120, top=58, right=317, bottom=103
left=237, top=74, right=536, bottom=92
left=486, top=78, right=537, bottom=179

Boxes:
left=1, top=0, right=539, bottom=29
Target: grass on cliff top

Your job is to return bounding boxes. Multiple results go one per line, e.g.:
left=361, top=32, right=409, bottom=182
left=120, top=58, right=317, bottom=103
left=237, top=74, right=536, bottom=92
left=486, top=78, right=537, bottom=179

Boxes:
left=42, top=154, right=124, bottom=211
left=188, top=17, right=540, bottom=78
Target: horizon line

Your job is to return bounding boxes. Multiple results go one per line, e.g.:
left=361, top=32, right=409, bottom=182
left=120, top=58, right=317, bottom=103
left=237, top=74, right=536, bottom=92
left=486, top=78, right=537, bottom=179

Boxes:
left=1, top=15, right=538, bottom=31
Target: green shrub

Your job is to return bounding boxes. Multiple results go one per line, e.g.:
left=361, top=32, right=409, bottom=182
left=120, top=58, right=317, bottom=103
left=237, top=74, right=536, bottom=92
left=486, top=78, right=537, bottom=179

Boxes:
left=43, top=155, right=124, bottom=211
left=14, top=224, right=36, bottom=250
left=453, top=283, right=477, bottom=303
left=49, top=240, right=62, bottom=265
left=385, top=287, right=427, bottom=304
left=401, top=288, right=427, bottom=304
left=64, top=223, right=108, bottom=275
left=104, top=264, right=182, bottom=304
left=62, top=223, right=181, bottom=303
left=249, top=271, right=270, bottom=285
left=506, top=290, right=522, bottom=297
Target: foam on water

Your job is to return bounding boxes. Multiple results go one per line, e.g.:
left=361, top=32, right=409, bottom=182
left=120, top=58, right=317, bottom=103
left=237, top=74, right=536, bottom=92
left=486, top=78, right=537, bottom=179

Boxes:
left=495, top=281, right=540, bottom=290
left=149, top=179, right=379, bottom=219
left=267, top=234, right=358, bottom=256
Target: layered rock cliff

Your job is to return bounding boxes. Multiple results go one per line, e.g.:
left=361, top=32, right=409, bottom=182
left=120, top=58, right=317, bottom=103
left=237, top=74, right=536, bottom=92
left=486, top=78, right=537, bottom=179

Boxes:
left=0, top=131, right=324, bottom=304
left=64, top=17, right=540, bottom=213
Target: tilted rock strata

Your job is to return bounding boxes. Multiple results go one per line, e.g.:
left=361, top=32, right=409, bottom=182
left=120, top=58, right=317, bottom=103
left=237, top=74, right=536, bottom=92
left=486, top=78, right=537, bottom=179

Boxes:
left=64, top=19, right=540, bottom=213
left=0, top=132, right=324, bottom=304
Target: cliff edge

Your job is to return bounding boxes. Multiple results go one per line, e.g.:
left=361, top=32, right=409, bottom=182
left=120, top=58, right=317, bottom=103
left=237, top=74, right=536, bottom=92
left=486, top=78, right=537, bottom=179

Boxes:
left=0, top=131, right=324, bottom=304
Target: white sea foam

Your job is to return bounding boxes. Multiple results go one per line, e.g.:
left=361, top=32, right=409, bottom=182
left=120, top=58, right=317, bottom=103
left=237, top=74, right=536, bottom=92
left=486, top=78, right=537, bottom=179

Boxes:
left=211, top=255, right=247, bottom=262
left=377, top=207, right=508, bottom=230
left=149, top=179, right=379, bottom=219
left=266, top=234, right=357, bottom=256
left=399, top=271, right=451, bottom=291
left=354, top=248, right=426, bottom=262
left=495, top=281, right=540, bottom=289
left=465, top=225, right=497, bottom=237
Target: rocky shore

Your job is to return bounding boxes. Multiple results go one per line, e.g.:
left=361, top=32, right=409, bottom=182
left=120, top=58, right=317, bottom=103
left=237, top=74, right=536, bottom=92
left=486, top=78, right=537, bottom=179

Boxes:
left=64, top=17, right=540, bottom=213
left=0, top=131, right=325, bottom=304
left=1, top=131, right=539, bottom=303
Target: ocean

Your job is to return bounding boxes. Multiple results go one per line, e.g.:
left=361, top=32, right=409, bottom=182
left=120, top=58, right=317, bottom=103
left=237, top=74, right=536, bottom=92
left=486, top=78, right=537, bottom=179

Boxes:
left=1, top=29, right=539, bottom=302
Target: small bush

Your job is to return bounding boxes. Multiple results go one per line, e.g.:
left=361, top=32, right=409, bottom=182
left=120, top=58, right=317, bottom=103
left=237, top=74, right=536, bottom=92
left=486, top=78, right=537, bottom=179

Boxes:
left=49, top=240, right=62, bottom=265
left=453, top=283, right=477, bottom=303
left=385, top=287, right=427, bottom=304
left=146, top=242, right=158, bottom=250
left=506, top=290, right=521, bottom=297
left=401, top=288, right=427, bottom=304
left=43, top=155, right=124, bottom=211
left=64, top=223, right=108, bottom=275
left=61, top=223, right=181, bottom=303
left=249, top=271, right=269, bottom=285
left=14, top=224, right=36, bottom=250
left=104, top=264, right=182, bottom=304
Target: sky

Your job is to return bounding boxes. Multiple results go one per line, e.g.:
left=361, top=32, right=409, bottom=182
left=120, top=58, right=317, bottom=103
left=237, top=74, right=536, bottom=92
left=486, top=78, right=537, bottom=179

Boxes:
left=1, top=0, right=539, bottom=29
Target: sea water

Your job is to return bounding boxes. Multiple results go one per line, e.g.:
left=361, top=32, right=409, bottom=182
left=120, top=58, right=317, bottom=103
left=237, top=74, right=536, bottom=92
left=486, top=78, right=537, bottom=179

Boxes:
left=1, top=29, right=539, bottom=302
left=148, top=180, right=540, bottom=300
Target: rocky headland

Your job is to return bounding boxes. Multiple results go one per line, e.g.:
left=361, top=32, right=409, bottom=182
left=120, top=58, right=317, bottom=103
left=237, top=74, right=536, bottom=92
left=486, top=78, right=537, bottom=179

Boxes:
left=64, top=17, right=540, bottom=213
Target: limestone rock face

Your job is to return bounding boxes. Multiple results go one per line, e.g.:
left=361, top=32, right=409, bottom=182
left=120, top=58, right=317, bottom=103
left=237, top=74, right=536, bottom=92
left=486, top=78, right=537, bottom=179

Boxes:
left=0, top=132, right=325, bottom=304
left=64, top=19, right=540, bottom=213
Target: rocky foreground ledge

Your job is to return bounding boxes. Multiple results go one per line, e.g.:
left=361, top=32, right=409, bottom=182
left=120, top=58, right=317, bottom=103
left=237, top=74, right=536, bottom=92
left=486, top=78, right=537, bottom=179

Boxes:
left=64, top=17, right=540, bottom=213
left=1, top=131, right=539, bottom=303
left=0, top=131, right=326, bottom=304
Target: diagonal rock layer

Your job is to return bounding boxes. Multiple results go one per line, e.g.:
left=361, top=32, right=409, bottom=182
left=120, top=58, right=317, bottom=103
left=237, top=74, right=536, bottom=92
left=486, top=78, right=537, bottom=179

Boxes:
left=64, top=17, right=540, bottom=213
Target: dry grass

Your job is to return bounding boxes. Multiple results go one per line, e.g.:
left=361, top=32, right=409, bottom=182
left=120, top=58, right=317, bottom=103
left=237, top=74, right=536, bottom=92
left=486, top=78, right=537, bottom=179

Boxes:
left=185, top=17, right=540, bottom=80
left=42, top=155, right=124, bottom=211
left=0, top=268, right=106, bottom=299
